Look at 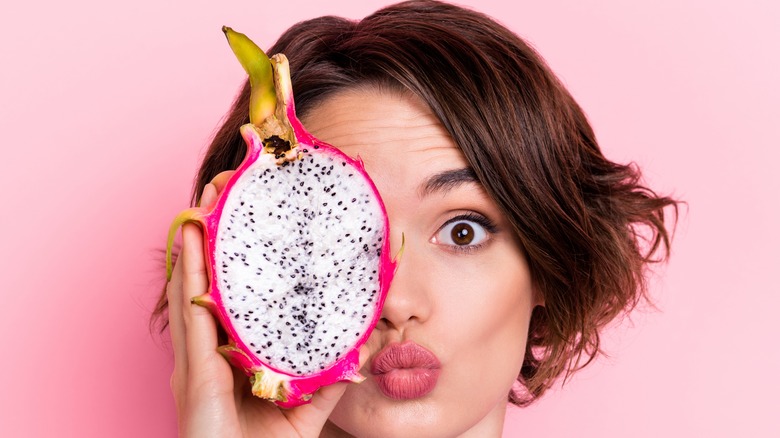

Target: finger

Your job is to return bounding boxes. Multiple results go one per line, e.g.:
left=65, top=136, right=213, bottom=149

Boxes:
left=196, top=170, right=232, bottom=208
left=178, top=224, right=241, bottom=436
left=358, top=344, right=370, bottom=369
left=283, top=383, right=349, bottom=436
left=180, top=223, right=221, bottom=372
left=210, top=170, right=235, bottom=194
left=167, top=253, right=189, bottom=406
left=169, top=181, right=217, bottom=406
left=199, top=183, right=218, bottom=210
left=282, top=346, right=370, bottom=435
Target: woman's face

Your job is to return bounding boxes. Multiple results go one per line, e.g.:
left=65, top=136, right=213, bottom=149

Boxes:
left=302, top=88, right=539, bottom=438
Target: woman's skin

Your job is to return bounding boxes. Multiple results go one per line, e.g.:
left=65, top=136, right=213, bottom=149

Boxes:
left=168, top=87, right=541, bottom=437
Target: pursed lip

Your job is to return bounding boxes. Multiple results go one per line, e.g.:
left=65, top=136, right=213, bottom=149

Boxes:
left=370, top=341, right=441, bottom=400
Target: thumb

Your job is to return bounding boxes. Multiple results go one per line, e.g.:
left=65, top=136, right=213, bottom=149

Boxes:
left=281, top=346, right=369, bottom=436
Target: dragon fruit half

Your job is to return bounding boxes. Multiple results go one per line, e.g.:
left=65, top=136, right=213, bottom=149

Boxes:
left=165, top=27, right=395, bottom=408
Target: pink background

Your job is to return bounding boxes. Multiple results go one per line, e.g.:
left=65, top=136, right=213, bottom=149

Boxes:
left=1, top=0, right=778, bottom=436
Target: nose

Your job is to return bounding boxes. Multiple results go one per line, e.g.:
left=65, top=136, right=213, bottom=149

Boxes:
left=375, top=232, right=432, bottom=332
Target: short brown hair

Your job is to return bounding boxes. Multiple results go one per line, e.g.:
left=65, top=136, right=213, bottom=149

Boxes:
left=154, top=0, right=678, bottom=406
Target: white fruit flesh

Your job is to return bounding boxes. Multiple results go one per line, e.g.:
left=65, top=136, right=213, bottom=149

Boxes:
left=215, top=150, right=385, bottom=375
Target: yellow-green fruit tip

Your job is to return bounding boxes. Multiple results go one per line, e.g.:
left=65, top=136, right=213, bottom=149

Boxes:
left=222, top=26, right=276, bottom=125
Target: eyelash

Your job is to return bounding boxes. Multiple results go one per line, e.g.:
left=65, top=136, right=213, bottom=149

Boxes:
left=433, top=212, right=499, bottom=254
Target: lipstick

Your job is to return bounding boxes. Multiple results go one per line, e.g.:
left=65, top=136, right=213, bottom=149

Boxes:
left=371, top=342, right=441, bottom=400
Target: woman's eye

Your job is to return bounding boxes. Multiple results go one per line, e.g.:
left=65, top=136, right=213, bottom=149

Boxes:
left=433, top=218, right=490, bottom=248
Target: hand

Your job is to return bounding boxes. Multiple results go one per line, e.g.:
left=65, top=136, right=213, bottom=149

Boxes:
left=167, top=171, right=363, bottom=437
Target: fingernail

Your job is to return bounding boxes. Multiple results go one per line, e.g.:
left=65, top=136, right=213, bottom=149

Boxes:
left=198, top=183, right=218, bottom=208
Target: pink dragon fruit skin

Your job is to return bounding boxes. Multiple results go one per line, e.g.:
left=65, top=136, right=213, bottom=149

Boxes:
left=165, top=27, right=396, bottom=408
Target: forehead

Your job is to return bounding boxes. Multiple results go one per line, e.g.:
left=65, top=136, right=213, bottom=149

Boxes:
left=300, top=88, right=471, bottom=197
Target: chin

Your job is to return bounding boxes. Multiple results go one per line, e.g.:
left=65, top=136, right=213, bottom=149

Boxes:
left=328, top=383, right=486, bottom=438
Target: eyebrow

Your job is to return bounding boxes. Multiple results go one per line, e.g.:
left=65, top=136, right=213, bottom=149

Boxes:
left=418, top=167, right=479, bottom=198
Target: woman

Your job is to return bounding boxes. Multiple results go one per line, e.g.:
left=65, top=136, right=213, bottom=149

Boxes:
left=156, top=1, right=677, bottom=436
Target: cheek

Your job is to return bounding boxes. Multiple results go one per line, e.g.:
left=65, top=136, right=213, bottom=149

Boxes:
left=430, top=245, right=533, bottom=337
left=427, top=246, right=534, bottom=394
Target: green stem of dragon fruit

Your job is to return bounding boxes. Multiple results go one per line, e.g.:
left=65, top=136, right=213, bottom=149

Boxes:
left=222, top=26, right=276, bottom=126
left=223, top=26, right=298, bottom=158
